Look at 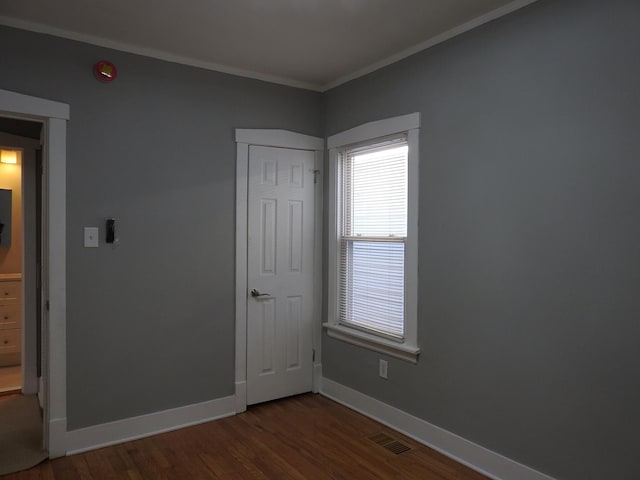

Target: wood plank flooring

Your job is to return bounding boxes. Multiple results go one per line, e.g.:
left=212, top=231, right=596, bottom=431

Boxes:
left=0, top=366, right=21, bottom=393
left=1, top=393, right=489, bottom=479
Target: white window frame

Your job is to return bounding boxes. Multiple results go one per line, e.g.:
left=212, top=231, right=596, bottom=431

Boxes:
left=324, top=113, right=420, bottom=363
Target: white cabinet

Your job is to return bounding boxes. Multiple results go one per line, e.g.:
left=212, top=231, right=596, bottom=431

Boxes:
left=0, top=277, right=21, bottom=366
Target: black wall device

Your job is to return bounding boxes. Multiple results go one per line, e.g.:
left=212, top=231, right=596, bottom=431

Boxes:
left=106, top=218, right=115, bottom=244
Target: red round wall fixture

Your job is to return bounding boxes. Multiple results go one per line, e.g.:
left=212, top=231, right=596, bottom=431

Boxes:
left=94, top=60, right=118, bottom=82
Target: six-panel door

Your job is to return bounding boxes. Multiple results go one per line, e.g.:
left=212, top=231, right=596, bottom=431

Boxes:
left=246, top=145, right=315, bottom=405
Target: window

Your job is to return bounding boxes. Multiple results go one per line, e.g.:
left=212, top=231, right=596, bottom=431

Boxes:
left=325, top=113, right=420, bottom=363
left=339, top=138, right=407, bottom=339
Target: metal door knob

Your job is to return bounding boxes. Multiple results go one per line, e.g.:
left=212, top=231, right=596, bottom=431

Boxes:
left=250, top=289, right=271, bottom=298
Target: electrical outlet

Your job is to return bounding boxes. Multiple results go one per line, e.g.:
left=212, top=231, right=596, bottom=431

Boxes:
left=379, top=359, right=388, bottom=379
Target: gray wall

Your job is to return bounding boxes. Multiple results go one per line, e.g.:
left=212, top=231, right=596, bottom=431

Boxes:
left=322, top=1, right=640, bottom=479
left=1, top=0, right=638, bottom=478
left=0, top=25, right=322, bottom=429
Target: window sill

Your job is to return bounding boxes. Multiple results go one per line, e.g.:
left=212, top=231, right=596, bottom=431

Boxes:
left=323, top=323, right=420, bottom=364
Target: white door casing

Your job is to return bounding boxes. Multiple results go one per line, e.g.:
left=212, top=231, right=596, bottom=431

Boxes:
left=0, top=88, right=69, bottom=457
left=235, top=129, right=324, bottom=412
left=246, top=146, right=314, bottom=405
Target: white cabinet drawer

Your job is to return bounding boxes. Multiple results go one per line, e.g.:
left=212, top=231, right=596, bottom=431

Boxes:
left=0, top=304, right=21, bottom=330
left=0, top=328, right=20, bottom=354
left=0, top=282, right=21, bottom=303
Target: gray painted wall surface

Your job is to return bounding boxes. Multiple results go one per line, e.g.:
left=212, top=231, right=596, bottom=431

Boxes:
left=1, top=0, right=639, bottom=478
left=0, top=25, right=322, bottom=430
left=323, top=1, right=640, bottom=479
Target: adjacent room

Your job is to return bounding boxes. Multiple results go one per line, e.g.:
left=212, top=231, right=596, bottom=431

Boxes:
left=0, top=0, right=638, bottom=479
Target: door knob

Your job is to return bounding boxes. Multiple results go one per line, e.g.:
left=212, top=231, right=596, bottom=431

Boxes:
left=250, top=289, right=271, bottom=298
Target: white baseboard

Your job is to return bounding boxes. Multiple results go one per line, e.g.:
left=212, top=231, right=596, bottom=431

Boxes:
left=66, top=395, right=235, bottom=455
left=48, top=417, right=68, bottom=458
left=320, top=378, right=555, bottom=480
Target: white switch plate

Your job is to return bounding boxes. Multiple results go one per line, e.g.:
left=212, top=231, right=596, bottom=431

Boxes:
left=379, top=359, right=388, bottom=379
left=84, top=227, right=99, bottom=248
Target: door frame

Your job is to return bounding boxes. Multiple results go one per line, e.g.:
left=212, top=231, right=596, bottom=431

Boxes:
left=0, top=88, right=68, bottom=457
left=234, top=129, right=324, bottom=413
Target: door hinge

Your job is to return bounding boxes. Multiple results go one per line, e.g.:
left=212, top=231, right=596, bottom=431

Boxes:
left=312, top=349, right=316, bottom=362
left=46, top=300, right=50, bottom=312
left=313, top=169, right=320, bottom=184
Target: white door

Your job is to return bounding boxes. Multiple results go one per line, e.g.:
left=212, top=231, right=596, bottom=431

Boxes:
left=246, top=145, right=315, bottom=405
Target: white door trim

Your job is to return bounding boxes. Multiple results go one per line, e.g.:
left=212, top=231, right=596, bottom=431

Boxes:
left=0, top=88, right=69, bottom=457
left=236, top=129, right=324, bottom=151
left=234, top=129, right=324, bottom=412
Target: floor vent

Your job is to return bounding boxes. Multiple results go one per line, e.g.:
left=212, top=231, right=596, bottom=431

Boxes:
left=368, top=433, right=411, bottom=454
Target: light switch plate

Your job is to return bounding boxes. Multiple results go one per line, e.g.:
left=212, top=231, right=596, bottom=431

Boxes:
left=379, top=359, right=388, bottom=379
left=84, top=227, right=99, bottom=248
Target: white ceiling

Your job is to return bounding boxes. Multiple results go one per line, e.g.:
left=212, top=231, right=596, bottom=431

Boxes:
left=0, top=0, right=537, bottom=91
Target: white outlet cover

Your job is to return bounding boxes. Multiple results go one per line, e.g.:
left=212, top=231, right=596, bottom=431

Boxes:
left=84, top=227, right=99, bottom=248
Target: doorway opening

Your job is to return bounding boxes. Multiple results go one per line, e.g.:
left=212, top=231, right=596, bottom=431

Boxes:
left=0, top=118, right=42, bottom=398
left=234, top=129, right=324, bottom=413
left=0, top=88, right=69, bottom=459
left=0, top=115, right=48, bottom=474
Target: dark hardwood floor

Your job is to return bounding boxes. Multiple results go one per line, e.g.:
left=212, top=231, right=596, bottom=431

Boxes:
left=2, top=393, right=489, bottom=479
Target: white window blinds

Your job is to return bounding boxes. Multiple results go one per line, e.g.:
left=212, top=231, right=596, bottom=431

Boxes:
left=338, top=137, right=408, bottom=340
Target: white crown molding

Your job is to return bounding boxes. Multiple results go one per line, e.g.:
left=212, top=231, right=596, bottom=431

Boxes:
left=66, top=395, right=235, bottom=455
left=321, top=378, right=557, bottom=480
left=4, top=1, right=538, bottom=93
left=0, top=16, right=323, bottom=92
left=321, top=0, right=541, bottom=91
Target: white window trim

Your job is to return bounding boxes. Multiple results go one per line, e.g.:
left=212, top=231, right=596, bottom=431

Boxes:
left=324, top=113, right=420, bottom=363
